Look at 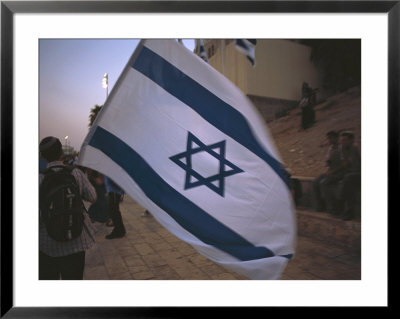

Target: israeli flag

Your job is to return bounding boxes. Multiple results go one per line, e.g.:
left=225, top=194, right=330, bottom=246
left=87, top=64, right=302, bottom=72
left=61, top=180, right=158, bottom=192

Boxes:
left=79, top=40, right=296, bottom=280
left=235, top=39, right=257, bottom=66
left=199, top=39, right=209, bottom=62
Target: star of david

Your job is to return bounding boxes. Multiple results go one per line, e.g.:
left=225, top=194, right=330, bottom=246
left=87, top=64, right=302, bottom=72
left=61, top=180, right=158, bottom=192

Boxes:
left=169, top=132, right=244, bottom=197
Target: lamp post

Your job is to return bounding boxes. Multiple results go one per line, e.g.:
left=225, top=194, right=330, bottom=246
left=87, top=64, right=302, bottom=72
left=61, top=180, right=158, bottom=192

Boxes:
left=102, top=73, right=109, bottom=100
left=64, top=135, right=69, bottom=155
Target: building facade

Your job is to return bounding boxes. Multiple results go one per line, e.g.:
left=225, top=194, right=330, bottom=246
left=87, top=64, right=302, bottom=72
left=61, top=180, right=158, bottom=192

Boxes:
left=194, top=39, right=323, bottom=122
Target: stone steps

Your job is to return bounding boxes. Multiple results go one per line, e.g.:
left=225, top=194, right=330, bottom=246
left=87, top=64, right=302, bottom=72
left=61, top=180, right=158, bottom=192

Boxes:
left=296, top=209, right=361, bottom=253
left=292, top=175, right=361, bottom=218
left=292, top=176, right=361, bottom=253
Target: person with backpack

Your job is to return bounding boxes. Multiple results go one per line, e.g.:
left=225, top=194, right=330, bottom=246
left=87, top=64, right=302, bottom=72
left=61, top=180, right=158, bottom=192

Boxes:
left=39, top=136, right=97, bottom=280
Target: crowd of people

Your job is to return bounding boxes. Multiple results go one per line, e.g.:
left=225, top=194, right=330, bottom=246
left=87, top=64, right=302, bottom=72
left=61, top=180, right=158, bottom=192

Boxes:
left=38, top=129, right=360, bottom=281
left=38, top=84, right=360, bottom=280
left=38, top=137, right=128, bottom=280
left=297, top=81, right=361, bottom=220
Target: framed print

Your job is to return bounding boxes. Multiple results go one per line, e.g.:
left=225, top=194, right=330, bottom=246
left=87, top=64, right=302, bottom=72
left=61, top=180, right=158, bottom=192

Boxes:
left=1, top=0, right=395, bottom=316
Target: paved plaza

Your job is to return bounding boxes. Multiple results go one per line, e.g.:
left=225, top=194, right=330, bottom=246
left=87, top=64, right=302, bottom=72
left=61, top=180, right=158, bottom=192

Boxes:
left=83, top=196, right=361, bottom=280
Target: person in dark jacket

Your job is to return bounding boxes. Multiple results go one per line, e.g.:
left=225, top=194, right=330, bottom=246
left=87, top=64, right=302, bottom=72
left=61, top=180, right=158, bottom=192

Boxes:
left=104, top=177, right=126, bottom=239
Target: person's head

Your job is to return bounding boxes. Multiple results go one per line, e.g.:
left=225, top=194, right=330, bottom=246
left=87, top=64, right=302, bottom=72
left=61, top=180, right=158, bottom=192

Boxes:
left=326, top=130, right=339, bottom=145
left=340, top=131, right=355, bottom=148
left=39, top=136, right=63, bottom=162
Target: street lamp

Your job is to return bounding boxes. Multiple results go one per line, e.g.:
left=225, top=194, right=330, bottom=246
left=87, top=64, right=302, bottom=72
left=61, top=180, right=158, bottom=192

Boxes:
left=64, top=135, right=69, bottom=155
left=102, top=73, right=109, bottom=99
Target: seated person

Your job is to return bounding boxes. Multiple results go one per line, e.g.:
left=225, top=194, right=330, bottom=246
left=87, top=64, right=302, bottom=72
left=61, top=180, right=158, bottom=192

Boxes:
left=313, top=131, right=343, bottom=214
left=336, top=131, right=361, bottom=220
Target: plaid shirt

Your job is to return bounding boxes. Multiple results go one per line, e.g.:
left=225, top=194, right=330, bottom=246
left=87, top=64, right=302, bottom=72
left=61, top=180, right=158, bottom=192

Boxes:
left=39, top=161, right=97, bottom=257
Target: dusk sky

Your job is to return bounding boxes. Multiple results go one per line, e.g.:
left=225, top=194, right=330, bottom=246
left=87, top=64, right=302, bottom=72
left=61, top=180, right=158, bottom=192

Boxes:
left=39, top=39, right=195, bottom=151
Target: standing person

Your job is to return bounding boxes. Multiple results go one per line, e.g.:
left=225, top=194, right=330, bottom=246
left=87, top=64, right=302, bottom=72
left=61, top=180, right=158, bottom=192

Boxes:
left=87, top=104, right=125, bottom=234
left=337, top=131, right=361, bottom=220
left=105, top=177, right=126, bottom=239
left=300, top=81, right=317, bottom=130
left=313, top=131, right=343, bottom=212
left=302, top=81, right=311, bottom=99
left=39, top=136, right=97, bottom=280
left=86, top=168, right=110, bottom=224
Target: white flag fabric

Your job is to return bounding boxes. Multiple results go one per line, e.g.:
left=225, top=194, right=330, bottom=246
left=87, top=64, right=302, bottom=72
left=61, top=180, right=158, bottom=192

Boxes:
left=235, top=39, right=257, bottom=66
left=78, top=40, right=296, bottom=280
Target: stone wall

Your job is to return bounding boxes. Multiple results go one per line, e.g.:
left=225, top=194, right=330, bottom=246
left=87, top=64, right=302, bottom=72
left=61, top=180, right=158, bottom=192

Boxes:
left=248, top=94, right=299, bottom=123
left=296, top=209, right=361, bottom=252
left=292, top=176, right=361, bottom=220
left=294, top=178, right=361, bottom=252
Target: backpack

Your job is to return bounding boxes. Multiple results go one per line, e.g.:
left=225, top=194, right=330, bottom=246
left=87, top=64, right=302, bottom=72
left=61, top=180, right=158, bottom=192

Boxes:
left=39, top=165, right=85, bottom=242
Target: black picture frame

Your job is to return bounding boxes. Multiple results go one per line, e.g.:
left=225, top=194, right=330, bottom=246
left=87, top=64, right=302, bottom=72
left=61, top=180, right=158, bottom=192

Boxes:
left=1, top=1, right=395, bottom=317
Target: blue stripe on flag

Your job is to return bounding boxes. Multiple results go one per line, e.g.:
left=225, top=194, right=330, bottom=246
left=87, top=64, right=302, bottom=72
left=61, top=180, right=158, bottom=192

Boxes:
left=89, top=126, right=285, bottom=261
left=132, top=46, right=290, bottom=188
